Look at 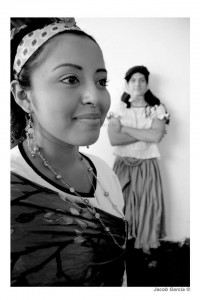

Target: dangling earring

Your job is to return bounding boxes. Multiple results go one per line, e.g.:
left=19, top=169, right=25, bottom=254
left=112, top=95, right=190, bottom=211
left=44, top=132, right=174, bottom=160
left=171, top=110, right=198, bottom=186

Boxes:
left=87, top=146, right=89, bottom=149
left=25, top=113, right=38, bottom=157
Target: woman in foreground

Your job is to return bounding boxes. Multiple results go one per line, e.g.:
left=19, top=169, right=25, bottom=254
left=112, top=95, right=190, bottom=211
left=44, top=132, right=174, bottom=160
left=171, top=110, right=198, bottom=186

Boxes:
left=11, top=18, right=126, bottom=286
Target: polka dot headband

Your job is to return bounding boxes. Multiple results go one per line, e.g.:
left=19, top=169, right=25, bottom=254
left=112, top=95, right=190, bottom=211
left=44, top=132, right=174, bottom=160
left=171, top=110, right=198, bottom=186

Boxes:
left=13, top=18, right=82, bottom=79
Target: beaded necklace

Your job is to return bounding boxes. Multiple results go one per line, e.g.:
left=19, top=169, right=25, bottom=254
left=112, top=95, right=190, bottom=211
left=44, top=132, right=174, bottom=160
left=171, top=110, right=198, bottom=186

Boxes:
left=32, top=146, right=127, bottom=250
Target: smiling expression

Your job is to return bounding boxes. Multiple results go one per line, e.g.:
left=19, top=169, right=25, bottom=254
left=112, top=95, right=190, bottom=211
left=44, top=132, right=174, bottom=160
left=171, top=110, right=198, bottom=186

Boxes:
left=28, top=33, right=111, bottom=146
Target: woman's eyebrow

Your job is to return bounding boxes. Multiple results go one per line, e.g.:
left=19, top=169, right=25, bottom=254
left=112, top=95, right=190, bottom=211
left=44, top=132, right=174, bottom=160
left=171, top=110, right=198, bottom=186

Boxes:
left=52, top=63, right=82, bottom=71
left=96, top=68, right=107, bottom=74
left=52, top=64, right=107, bottom=74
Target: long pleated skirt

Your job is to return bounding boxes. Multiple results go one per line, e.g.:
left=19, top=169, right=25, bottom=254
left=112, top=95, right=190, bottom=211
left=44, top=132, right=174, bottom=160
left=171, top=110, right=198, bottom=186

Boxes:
left=113, top=157, right=166, bottom=251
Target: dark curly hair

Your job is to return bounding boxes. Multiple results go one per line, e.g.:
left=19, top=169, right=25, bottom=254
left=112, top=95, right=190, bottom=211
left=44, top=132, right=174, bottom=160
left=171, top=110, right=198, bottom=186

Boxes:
left=121, top=65, right=161, bottom=108
left=10, top=18, right=99, bottom=147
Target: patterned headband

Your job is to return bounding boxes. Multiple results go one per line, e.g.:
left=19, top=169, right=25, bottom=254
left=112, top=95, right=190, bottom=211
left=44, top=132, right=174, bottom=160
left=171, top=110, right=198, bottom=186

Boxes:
left=13, top=18, right=82, bottom=79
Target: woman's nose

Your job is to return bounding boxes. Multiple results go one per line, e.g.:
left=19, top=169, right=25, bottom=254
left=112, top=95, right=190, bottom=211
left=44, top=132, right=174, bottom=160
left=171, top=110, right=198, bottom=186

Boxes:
left=81, top=84, right=99, bottom=105
left=134, top=80, right=140, bottom=86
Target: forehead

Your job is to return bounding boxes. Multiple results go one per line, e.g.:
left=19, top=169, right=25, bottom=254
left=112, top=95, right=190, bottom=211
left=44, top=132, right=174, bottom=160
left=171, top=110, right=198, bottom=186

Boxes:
left=39, top=33, right=105, bottom=70
left=130, top=72, right=146, bottom=79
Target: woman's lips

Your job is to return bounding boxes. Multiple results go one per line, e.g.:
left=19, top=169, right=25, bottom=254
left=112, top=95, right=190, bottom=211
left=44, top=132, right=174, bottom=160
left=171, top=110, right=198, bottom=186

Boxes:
left=74, top=113, right=101, bottom=119
left=74, top=113, right=101, bottom=126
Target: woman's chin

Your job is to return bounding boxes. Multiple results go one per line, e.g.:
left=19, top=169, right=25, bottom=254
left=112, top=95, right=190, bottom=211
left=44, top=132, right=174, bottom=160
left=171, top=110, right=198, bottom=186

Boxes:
left=78, top=132, right=100, bottom=147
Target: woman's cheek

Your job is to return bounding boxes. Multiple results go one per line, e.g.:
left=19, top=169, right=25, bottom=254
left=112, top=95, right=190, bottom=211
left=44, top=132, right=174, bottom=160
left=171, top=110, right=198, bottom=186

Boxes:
left=104, top=92, right=111, bottom=112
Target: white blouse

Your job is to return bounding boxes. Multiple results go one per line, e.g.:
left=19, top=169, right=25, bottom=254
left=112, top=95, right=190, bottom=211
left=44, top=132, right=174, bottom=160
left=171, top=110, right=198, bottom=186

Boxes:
left=11, top=145, right=125, bottom=218
left=110, top=102, right=170, bottom=159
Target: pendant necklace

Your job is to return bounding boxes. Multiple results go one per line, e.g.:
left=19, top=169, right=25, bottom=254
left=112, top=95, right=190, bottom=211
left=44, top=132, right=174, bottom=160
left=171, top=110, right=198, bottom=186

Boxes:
left=31, top=146, right=127, bottom=250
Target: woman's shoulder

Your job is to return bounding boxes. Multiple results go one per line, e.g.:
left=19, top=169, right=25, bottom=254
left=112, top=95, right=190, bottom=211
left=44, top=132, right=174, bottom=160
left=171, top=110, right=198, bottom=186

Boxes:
left=82, top=153, right=124, bottom=206
left=81, top=153, right=123, bottom=193
left=147, top=103, right=170, bottom=123
left=82, top=152, right=111, bottom=171
left=107, top=102, right=127, bottom=120
left=10, top=144, right=21, bottom=163
left=81, top=152, right=118, bottom=180
left=11, top=143, right=31, bottom=177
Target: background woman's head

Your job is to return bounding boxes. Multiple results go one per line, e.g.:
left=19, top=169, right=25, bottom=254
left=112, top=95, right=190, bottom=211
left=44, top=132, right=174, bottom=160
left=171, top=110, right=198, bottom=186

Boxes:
left=121, top=65, right=160, bottom=108
left=124, top=65, right=150, bottom=84
left=11, top=18, right=110, bottom=147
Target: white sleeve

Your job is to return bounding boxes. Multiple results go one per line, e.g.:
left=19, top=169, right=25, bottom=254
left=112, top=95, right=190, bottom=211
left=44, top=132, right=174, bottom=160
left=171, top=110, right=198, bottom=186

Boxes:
left=149, top=104, right=170, bottom=124
left=155, top=104, right=170, bottom=123
left=107, top=102, right=126, bottom=119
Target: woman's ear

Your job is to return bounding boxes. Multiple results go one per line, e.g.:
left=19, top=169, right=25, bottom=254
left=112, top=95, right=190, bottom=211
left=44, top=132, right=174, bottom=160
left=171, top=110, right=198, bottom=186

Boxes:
left=11, top=80, right=32, bottom=113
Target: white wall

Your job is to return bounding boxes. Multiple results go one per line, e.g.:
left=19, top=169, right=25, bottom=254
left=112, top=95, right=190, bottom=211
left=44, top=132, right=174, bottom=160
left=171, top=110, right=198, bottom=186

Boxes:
left=77, top=18, right=190, bottom=241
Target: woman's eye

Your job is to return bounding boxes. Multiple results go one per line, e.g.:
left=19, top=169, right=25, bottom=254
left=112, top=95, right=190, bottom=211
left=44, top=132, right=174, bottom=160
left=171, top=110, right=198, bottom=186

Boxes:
left=98, top=78, right=109, bottom=87
left=62, top=76, right=79, bottom=85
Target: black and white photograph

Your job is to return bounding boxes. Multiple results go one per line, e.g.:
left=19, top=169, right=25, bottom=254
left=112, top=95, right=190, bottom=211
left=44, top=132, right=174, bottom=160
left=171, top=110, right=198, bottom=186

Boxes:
left=1, top=0, right=199, bottom=299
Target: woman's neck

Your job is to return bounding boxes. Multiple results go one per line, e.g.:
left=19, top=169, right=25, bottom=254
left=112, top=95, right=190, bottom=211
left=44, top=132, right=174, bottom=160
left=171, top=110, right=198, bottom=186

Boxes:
left=26, top=128, right=80, bottom=171
left=23, top=126, right=94, bottom=193
left=130, top=95, right=147, bottom=107
left=42, top=136, right=79, bottom=167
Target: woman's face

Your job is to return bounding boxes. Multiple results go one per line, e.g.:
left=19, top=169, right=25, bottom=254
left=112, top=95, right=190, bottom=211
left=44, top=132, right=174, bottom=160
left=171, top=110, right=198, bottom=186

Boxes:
left=28, top=34, right=110, bottom=146
left=127, top=72, right=148, bottom=97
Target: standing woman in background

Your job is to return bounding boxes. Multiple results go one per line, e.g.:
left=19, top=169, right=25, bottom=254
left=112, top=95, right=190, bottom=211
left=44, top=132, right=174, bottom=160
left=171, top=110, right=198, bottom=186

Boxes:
left=107, top=66, right=170, bottom=258
left=10, top=17, right=127, bottom=286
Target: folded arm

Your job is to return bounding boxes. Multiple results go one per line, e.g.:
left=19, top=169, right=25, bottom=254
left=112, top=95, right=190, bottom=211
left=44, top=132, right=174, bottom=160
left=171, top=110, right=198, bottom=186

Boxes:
left=107, top=117, right=138, bottom=146
left=121, top=118, right=166, bottom=143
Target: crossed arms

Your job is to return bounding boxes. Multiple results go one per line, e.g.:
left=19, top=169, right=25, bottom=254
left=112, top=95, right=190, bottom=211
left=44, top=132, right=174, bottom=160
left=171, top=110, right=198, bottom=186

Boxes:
left=107, top=117, right=166, bottom=146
